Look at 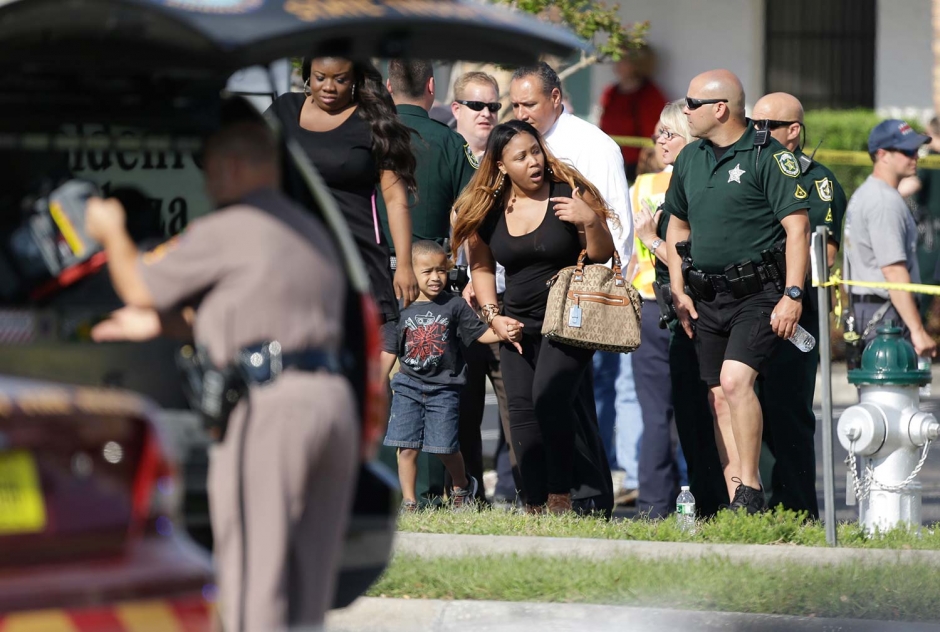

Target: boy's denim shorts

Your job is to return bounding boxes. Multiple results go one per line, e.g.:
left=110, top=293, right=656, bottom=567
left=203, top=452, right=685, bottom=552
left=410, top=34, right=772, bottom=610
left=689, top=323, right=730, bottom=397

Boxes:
left=384, top=372, right=460, bottom=454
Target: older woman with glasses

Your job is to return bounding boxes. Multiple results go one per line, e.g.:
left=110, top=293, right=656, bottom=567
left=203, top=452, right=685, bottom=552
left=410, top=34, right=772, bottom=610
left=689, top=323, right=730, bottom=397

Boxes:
left=627, top=100, right=727, bottom=519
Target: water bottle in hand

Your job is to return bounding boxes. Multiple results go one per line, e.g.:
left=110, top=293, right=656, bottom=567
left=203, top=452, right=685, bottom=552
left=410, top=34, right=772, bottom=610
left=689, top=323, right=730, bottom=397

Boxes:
left=771, top=313, right=816, bottom=352
left=787, top=324, right=816, bottom=352
left=676, top=486, right=696, bottom=533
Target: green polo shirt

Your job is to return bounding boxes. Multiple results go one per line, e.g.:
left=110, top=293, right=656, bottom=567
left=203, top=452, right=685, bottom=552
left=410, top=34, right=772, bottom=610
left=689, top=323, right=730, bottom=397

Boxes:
left=663, top=123, right=808, bottom=273
left=798, top=148, right=847, bottom=245
left=377, top=104, right=476, bottom=254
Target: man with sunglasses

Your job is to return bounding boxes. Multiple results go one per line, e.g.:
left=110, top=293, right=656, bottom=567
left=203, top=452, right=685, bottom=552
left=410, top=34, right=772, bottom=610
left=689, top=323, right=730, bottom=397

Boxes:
left=452, top=71, right=502, bottom=161
left=664, top=69, right=811, bottom=515
left=843, top=120, right=937, bottom=358
left=450, top=70, right=520, bottom=506
left=750, top=92, right=847, bottom=519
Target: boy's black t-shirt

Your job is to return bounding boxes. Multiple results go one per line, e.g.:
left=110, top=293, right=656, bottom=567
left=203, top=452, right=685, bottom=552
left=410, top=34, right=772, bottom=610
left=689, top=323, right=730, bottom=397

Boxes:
left=396, top=292, right=489, bottom=385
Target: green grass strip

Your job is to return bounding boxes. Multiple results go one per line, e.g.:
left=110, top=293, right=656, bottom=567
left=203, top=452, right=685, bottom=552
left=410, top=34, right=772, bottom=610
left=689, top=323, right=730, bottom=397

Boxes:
left=369, top=553, right=940, bottom=622
left=398, top=506, right=940, bottom=549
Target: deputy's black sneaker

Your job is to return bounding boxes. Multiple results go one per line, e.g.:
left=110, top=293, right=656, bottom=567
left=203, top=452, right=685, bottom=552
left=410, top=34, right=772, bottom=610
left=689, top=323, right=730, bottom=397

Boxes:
left=728, top=477, right=766, bottom=514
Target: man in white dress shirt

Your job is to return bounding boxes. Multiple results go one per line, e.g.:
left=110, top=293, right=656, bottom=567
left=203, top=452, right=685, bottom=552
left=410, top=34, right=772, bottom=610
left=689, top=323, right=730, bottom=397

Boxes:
left=510, top=62, right=637, bottom=511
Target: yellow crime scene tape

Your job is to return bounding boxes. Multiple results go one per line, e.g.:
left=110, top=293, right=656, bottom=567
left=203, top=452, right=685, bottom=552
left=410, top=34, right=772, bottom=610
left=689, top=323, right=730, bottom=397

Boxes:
left=815, top=272, right=940, bottom=295
left=610, top=136, right=940, bottom=169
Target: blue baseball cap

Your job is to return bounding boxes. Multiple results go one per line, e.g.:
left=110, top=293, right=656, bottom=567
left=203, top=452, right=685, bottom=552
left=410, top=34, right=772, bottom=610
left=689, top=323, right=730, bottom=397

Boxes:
left=868, top=119, right=930, bottom=154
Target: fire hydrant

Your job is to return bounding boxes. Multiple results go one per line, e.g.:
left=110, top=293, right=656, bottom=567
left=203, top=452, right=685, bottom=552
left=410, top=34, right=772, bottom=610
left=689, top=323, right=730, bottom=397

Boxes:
left=836, top=322, right=939, bottom=534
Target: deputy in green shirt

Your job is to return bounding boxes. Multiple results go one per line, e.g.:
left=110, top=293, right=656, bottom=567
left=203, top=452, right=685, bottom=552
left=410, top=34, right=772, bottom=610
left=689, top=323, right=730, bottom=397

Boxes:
left=664, top=70, right=810, bottom=516
left=376, top=62, right=475, bottom=256
left=377, top=59, right=476, bottom=508
left=750, top=93, right=847, bottom=520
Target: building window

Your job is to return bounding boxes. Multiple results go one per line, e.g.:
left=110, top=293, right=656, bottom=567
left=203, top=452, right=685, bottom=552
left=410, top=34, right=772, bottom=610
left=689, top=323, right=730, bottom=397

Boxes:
left=764, top=0, right=876, bottom=109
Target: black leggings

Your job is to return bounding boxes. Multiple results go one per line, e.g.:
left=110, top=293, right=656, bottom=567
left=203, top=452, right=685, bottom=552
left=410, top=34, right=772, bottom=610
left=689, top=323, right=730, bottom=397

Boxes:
left=499, top=332, right=594, bottom=506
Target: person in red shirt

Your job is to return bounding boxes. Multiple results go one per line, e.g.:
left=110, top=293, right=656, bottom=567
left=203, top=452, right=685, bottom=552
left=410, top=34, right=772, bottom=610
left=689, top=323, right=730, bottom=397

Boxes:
left=599, top=44, right=667, bottom=182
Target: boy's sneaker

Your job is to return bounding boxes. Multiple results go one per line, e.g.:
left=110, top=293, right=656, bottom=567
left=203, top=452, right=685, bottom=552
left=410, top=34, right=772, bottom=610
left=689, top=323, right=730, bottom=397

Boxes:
left=399, top=499, right=418, bottom=515
left=452, top=475, right=479, bottom=511
left=728, top=477, right=766, bottom=514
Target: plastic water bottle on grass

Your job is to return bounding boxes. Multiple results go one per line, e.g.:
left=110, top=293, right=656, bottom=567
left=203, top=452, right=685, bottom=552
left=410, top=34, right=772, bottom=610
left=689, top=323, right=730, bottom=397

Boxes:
left=676, top=486, right=696, bottom=534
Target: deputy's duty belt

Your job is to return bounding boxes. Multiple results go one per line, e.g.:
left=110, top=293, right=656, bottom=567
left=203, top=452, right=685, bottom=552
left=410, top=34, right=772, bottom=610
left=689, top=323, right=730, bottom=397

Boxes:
left=238, top=341, right=344, bottom=385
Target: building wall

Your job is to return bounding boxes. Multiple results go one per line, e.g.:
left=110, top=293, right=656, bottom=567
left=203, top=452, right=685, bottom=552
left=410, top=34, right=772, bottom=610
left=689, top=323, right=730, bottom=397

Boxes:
left=588, top=0, right=765, bottom=122
left=876, top=0, right=934, bottom=117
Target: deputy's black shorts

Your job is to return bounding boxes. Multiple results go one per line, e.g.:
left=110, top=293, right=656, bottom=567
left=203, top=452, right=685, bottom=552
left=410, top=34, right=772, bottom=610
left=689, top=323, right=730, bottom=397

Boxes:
left=693, top=283, right=782, bottom=386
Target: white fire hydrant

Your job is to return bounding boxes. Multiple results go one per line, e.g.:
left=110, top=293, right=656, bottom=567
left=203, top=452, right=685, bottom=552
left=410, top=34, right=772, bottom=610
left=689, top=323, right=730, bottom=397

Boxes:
left=836, top=322, right=939, bottom=534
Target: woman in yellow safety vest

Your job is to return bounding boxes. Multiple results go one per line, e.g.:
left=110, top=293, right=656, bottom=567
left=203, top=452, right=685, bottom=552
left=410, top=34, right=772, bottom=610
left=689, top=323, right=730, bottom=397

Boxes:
left=628, top=100, right=727, bottom=518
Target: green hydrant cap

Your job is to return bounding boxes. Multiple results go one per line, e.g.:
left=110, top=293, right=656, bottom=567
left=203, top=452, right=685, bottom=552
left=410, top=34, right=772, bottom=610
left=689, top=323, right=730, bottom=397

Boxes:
left=848, top=320, right=931, bottom=386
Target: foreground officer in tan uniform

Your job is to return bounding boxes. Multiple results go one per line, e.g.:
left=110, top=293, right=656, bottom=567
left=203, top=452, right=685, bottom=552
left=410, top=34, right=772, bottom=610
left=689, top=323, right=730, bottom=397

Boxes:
left=86, top=113, right=357, bottom=631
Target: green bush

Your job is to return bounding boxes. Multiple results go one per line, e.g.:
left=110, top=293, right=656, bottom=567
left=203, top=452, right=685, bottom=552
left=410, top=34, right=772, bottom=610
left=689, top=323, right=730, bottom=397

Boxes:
left=803, top=109, right=924, bottom=200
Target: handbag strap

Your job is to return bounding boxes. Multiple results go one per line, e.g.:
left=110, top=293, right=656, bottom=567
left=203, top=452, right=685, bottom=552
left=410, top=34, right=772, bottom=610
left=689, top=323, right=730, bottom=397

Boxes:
left=573, top=249, right=626, bottom=287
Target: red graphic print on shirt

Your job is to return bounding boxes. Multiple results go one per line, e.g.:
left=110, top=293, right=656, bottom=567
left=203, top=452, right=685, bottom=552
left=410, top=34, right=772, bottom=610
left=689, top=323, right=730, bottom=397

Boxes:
left=402, top=311, right=450, bottom=371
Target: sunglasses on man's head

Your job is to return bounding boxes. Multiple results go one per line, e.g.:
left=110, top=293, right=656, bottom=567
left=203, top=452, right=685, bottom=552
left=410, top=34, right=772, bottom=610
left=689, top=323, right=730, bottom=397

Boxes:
left=755, top=119, right=800, bottom=131
left=685, top=96, right=728, bottom=110
left=456, top=100, right=502, bottom=113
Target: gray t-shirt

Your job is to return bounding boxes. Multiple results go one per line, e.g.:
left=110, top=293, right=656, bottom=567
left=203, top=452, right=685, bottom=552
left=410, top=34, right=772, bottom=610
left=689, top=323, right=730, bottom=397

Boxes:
left=395, top=293, right=488, bottom=386
left=843, top=175, right=920, bottom=299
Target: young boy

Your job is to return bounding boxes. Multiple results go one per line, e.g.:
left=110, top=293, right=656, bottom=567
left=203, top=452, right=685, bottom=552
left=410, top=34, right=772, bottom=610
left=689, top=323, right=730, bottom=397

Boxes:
left=382, top=240, right=520, bottom=511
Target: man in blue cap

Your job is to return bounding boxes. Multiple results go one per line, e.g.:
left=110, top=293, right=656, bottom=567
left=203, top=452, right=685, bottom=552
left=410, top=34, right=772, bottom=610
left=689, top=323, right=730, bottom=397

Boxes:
left=843, top=119, right=937, bottom=357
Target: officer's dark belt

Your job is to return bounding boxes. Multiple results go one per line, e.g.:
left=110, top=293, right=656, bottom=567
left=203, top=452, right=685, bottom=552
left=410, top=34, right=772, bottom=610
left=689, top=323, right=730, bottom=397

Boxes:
left=852, top=294, right=889, bottom=305
left=700, top=265, right=774, bottom=295
left=238, top=341, right=344, bottom=385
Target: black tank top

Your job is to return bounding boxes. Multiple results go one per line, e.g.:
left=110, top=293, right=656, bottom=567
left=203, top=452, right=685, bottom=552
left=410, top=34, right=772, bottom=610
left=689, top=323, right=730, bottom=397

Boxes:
left=479, top=180, right=583, bottom=329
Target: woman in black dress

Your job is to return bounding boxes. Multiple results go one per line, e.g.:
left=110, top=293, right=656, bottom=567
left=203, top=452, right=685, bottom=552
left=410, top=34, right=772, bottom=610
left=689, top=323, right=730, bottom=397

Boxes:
left=267, top=57, right=419, bottom=347
left=452, top=120, right=618, bottom=514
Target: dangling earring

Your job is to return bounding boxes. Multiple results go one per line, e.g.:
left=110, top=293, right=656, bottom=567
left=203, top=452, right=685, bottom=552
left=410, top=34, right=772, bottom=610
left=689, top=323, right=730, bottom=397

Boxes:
left=351, top=84, right=357, bottom=100
left=546, top=165, right=554, bottom=177
left=303, top=79, right=311, bottom=97
left=493, top=174, right=505, bottom=198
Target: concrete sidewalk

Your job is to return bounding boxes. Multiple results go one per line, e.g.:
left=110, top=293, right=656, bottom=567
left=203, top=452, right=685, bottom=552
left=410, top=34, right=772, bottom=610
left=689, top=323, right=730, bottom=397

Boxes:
left=395, top=532, right=940, bottom=567
left=326, top=598, right=940, bottom=631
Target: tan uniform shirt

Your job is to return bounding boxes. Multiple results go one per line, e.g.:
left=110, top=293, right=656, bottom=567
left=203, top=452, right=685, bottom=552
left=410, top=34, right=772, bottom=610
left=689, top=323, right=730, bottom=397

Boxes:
left=138, top=187, right=344, bottom=364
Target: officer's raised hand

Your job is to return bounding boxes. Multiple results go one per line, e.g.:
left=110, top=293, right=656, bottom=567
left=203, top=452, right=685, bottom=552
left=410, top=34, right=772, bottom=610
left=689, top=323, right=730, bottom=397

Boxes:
left=85, top=197, right=128, bottom=245
left=770, top=294, right=802, bottom=340
left=673, top=291, right=698, bottom=339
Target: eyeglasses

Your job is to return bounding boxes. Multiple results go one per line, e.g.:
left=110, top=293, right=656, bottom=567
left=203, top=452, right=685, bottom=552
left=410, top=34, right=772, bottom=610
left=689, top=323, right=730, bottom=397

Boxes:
left=755, top=119, right=800, bottom=131
left=887, top=147, right=919, bottom=158
left=456, top=100, right=502, bottom=113
left=657, top=128, right=679, bottom=140
left=685, top=96, right=728, bottom=110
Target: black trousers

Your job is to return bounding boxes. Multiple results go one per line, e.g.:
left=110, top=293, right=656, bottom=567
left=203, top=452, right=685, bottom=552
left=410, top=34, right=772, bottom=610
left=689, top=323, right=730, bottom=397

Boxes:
left=757, top=305, right=820, bottom=519
left=457, top=339, right=517, bottom=501
left=633, top=301, right=681, bottom=519
left=499, top=332, right=602, bottom=507
left=670, top=326, right=728, bottom=517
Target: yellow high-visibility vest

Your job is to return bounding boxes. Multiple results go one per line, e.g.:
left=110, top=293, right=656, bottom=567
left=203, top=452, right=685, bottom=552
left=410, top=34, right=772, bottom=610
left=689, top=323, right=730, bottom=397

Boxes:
left=631, top=170, right=673, bottom=299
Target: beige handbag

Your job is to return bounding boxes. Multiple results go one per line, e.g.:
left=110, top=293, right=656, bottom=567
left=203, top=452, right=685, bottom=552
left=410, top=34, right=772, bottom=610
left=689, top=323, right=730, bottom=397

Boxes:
left=541, top=249, right=642, bottom=353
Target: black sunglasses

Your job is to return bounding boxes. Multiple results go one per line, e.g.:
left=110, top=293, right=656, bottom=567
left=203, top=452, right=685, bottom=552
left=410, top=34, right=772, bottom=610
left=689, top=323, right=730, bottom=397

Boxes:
left=887, top=147, right=919, bottom=158
left=456, top=100, right=502, bottom=113
left=755, top=119, right=800, bottom=131
left=685, top=96, right=728, bottom=110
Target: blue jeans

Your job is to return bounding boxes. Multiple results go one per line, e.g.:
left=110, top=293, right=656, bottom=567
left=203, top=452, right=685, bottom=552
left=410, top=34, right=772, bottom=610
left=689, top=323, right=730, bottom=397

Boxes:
left=593, top=351, right=643, bottom=488
left=384, top=373, right=461, bottom=454
left=615, top=353, right=643, bottom=489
